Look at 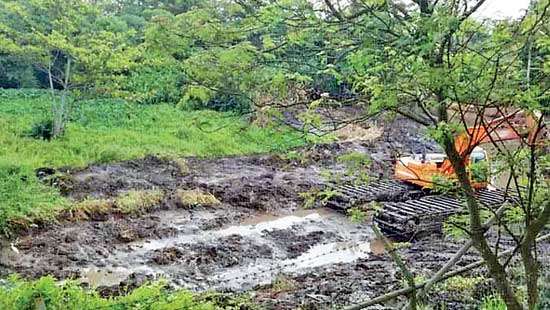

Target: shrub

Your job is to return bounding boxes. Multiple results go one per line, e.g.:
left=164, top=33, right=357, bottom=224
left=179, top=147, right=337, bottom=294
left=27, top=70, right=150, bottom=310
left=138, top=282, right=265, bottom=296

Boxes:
left=176, top=189, right=221, bottom=207
left=179, top=86, right=251, bottom=114
left=0, top=276, right=214, bottom=310
left=122, top=67, right=184, bottom=105
left=27, top=119, right=54, bottom=140
left=205, top=93, right=250, bottom=114
left=115, top=190, right=165, bottom=213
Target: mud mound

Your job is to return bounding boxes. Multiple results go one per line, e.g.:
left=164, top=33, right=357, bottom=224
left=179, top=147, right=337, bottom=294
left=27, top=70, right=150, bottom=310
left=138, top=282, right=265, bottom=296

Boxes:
left=263, top=226, right=342, bottom=259
left=69, top=155, right=185, bottom=200
left=149, top=235, right=273, bottom=270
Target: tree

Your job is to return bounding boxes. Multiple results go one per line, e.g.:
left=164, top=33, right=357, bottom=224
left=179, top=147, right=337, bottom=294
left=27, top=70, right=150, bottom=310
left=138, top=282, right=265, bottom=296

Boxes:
left=0, top=0, right=138, bottom=137
left=312, top=0, right=549, bottom=308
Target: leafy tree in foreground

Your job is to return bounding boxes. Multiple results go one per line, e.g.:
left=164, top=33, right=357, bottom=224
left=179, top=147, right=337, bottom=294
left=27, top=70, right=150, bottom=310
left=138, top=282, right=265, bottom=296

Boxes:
left=312, top=0, right=548, bottom=308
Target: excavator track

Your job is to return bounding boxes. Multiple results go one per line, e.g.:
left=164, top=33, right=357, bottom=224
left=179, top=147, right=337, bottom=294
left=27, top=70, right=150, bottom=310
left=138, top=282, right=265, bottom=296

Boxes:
left=324, top=180, right=516, bottom=239
left=324, top=180, right=422, bottom=209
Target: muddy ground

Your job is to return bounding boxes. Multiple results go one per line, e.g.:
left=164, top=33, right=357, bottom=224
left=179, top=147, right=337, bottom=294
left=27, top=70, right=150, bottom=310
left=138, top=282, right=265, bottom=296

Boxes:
left=1, top=117, right=548, bottom=309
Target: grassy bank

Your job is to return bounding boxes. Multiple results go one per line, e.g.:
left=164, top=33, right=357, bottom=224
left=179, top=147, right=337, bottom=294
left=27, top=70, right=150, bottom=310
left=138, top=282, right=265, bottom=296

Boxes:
left=0, top=89, right=305, bottom=235
left=0, top=276, right=256, bottom=309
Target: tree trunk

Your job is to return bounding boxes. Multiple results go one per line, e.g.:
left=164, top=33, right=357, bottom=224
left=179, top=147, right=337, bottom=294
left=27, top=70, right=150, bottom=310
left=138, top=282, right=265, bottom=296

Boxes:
left=52, top=57, right=71, bottom=138
left=441, top=131, right=523, bottom=310
left=521, top=241, right=538, bottom=309
left=522, top=199, right=550, bottom=309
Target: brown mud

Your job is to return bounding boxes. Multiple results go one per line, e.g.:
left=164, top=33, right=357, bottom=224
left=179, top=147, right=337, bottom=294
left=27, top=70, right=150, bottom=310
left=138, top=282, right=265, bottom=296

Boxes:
left=1, top=117, right=548, bottom=309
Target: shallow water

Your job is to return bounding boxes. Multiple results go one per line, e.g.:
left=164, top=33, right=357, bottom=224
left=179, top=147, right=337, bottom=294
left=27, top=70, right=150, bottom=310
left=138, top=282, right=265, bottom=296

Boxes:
left=77, top=208, right=374, bottom=290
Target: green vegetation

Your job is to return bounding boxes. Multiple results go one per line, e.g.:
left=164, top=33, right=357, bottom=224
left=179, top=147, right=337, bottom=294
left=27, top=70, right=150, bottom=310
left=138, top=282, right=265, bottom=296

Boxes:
left=347, top=207, right=369, bottom=223
left=299, top=187, right=339, bottom=209
left=115, top=190, right=165, bottom=213
left=337, top=151, right=372, bottom=185
left=298, top=188, right=320, bottom=209
left=0, top=89, right=304, bottom=234
left=481, top=295, right=508, bottom=310
left=444, top=209, right=493, bottom=239
left=441, top=275, right=484, bottom=293
left=0, top=275, right=255, bottom=310
left=52, top=188, right=167, bottom=221
left=175, top=189, right=221, bottom=208
left=269, top=275, right=296, bottom=293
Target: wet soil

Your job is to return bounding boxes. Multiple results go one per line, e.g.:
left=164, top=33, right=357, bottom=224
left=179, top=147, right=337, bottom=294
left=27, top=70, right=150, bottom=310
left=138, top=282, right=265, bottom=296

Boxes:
left=1, top=117, right=547, bottom=309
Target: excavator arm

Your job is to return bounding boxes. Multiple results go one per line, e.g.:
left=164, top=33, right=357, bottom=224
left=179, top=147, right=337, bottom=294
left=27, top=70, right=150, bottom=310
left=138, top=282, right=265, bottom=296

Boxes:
left=439, top=111, right=523, bottom=175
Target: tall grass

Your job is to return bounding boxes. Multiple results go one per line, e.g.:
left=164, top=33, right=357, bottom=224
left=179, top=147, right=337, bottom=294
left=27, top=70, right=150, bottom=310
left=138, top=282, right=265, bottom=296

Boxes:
left=0, top=89, right=305, bottom=234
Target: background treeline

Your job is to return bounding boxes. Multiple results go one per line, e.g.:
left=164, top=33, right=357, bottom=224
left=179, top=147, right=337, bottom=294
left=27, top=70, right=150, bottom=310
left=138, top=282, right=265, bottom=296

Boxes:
left=0, top=0, right=351, bottom=113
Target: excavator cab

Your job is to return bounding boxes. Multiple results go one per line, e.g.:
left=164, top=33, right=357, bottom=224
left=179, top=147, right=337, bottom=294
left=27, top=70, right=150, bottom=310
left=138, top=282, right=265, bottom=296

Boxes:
left=469, top=147, right=487, bottom=164
left=394, top=147, right=489, bottom=190
left=468, top=147, right=490, bottom=188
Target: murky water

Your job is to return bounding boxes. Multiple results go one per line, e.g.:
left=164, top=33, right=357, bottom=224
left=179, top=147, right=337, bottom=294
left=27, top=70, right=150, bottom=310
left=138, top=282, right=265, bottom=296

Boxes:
left=79, top=267, right=134, bottom=287
left=211, top=240, right=371, bottom=290
left=77, top=208, right=374, bottom=291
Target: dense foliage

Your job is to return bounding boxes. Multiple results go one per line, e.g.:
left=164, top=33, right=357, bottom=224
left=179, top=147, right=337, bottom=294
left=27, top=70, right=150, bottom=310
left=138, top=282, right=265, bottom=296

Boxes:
left=0, top=0, right=350, bottom=113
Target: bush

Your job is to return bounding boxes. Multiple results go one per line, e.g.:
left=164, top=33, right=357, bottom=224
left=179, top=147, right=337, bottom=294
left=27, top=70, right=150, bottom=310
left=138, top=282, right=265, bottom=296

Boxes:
left=0, top=276, right=214, bottom=310
left=0, top=57, right=40, bottom=89
left=122, top=67, right=184, bottom=105
left=204, top=93, right=251, bottom=114
left=179, top=86, right=251, bottom=114
left=27, top=119, right=54, bottom=140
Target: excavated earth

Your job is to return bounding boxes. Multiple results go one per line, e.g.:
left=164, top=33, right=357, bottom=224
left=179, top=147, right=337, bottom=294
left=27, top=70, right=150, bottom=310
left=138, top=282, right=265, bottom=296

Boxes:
left=1, top=118, right=549, bottom=309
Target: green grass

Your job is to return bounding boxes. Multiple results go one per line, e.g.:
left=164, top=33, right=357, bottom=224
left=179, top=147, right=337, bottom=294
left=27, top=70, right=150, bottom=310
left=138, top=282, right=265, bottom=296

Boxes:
left=0, top=89, right=305, bottom=234
left=480, top=295, right=507, bottom=310
left=0, top=275, right=256, bottom=310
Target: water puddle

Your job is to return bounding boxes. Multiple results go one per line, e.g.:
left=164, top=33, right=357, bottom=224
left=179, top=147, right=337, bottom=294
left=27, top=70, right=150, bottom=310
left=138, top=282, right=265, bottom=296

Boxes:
left=78, top=208, right=374, bottom=291
left=217, top=213, right=322, bottom=236
left=79, top=267, right=133, bottom=288
left=124, top=209, right=327, bottom=254
left=211, top=240, right=371, bottom=290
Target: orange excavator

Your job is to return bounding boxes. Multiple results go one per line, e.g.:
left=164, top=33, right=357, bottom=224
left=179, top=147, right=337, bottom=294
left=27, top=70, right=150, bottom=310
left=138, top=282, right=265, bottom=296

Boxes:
left=324, top=109, right=546, bottom=237
left=394, top=110, right=545, bottom=190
